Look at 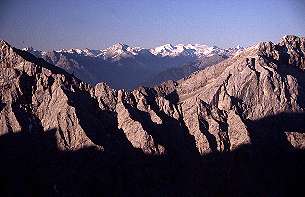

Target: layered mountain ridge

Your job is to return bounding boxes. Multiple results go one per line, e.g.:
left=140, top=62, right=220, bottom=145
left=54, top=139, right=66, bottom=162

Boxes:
left=1, top=35, right=304, bottom=153
left=26, top=42, right=240, bottom=59
left=23, top=43, right=242, bottom=89
left=1, top=35, right=305, bottom=196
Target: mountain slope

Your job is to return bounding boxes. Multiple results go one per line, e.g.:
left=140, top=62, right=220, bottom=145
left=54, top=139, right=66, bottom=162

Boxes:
left=145, top=53, right=229, bottom=86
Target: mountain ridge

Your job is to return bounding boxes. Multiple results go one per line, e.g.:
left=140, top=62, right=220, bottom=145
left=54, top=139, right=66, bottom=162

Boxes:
left=23, top=42, right=243, bottom=59
left=21, top=42, right=242, bottom=89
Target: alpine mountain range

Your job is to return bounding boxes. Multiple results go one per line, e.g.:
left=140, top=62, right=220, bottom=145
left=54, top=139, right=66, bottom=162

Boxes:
left=23, top=43, right=243, bottom=89
left=1, top=35, right=305, bottom=196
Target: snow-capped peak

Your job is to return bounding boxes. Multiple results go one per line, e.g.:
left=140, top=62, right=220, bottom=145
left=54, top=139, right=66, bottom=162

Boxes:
left=99, top=43, right=145, bottom=60
left=149, top=43, right=228, bottom=57
left=150, top=44, right=179, bottom=56
left=54, top=48, right=101, bottom=57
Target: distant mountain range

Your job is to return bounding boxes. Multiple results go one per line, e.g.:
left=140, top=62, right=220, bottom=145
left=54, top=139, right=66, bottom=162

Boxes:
left=23, top=43, right=243, bottom=89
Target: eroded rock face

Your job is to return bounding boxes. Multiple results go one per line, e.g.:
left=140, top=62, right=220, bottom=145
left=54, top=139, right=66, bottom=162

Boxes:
left=0, top=40, right=97, bottom=150
left=1, top=35, right=305, bottom=156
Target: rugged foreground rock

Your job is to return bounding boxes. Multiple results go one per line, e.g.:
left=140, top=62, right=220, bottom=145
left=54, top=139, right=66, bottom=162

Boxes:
left=0, top=35, right=305, bottom=196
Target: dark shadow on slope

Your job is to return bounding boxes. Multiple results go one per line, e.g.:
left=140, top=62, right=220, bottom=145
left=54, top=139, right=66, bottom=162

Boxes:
left=198, top=117, right=218, bottom=152
left=197, top=99, right=231, bottom=153
left=247, top=112, right=305, bottom=150
left=234, top=112, right=305, bottom=196
left=0, top=129, right=59, bottom=197
left=0, top=101, right=5, bottom=112
left=1, top=112, right=305, bottom=197
left=10, top=71, right=44, bottom=133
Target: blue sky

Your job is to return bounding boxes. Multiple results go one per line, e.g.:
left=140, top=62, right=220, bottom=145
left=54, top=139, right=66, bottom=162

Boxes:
left=0, top=0, right=304, bottom=50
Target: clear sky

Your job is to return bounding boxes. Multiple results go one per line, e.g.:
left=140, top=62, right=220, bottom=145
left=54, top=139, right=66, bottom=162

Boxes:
left=1, top=0, right=304, bottom=50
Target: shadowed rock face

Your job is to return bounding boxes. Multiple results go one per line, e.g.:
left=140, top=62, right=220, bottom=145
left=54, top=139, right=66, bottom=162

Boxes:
left=1, top=36, right=305, bottom=196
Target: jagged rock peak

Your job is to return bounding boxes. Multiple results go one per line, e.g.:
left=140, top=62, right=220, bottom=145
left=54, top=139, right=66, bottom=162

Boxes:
left=281, top=34, right=305, bottom=42
left=258, top=35, right=305, bottom=69
left=0, top=39, right=9, bottom=46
